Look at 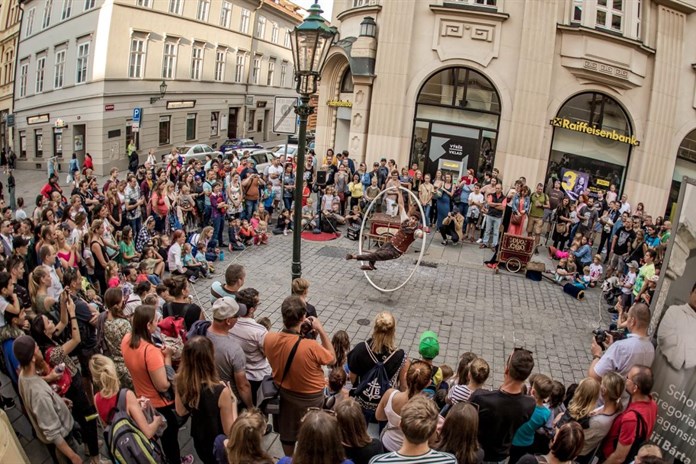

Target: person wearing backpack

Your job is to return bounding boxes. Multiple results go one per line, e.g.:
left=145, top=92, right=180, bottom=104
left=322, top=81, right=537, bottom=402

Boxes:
left=600, top=365, right=657, bottom=464
left=89, top=354, right=165, bottom=463
left=347, top=312, right=409, bottom=427
left=515, top=422, right=585, bottom=464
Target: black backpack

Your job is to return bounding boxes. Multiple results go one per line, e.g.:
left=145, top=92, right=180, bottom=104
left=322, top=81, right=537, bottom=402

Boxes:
left=351, top=343, right=398, bottom=406
left=615, top=410, right=648, bottom=464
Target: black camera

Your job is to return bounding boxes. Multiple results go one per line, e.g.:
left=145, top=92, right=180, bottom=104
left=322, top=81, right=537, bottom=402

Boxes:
left=300, top=317, right=317, bottom=339
left=593, top=329, right=627, bottom=348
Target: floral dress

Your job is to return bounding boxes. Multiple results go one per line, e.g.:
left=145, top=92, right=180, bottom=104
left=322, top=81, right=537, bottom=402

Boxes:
left=227, top=183, right=243, bottom=217
left=178, top=193, right=197, bottom=234
left=104, top=317, right=133, bottom=389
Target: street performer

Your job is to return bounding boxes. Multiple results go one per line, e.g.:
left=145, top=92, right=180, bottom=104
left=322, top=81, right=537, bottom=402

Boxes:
left=346, top=207, right=423, bottom=271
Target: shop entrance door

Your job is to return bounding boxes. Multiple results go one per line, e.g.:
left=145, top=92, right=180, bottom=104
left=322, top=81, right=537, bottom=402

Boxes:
left=227, top=108, right=238, bottom=139
left=426, top=124, right=479, bottom=178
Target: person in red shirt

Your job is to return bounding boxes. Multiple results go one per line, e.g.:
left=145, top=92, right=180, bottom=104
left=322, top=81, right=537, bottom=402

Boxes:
left=601, top=365, right=658, bottom=464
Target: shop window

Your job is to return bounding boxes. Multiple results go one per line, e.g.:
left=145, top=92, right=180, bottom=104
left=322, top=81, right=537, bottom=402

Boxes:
left=548, top=92, right=633, bottom=198
left=340, top=69, right=353, bottom=93
left=19, top=131, right=27, bottom=158
left=35, top=129, right=43, bottom=157
left=186, top=113, right=197, bottom=140
left=159, top=116, right=171, bottom=145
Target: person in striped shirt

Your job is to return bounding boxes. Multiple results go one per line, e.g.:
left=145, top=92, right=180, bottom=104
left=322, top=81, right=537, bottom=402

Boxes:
left=369, top=396, right=456, bottom=464
left=447, top=355, right=490, bottom=405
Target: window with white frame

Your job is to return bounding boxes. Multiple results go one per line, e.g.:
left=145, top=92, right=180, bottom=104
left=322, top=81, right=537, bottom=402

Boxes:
left=162, top=42, right=177, bottom=79
left=3, top=50, right=13, bottom=86
left=76, top=41, right=89, bottom=83
left=271, top=23, right=278, bottom=43
left=284, top=29, right=291, bottom=48
left=196, top=0, right=209, bottom=21
left=159, top=116, right=171, bottom=145
left=54, top=49, right=65, bottom=88
left=136, top=0, right=151, bottom=7
left=168, top=0, right=183, bottom=15
left=129, top=38, right=146, bottom=78
left=280, top=61, right=288, bottom=88
left=19, top=62, right=28, bottom=97
left=220, top=1, right=232, bottom=28
left=84, top=0, right=95, bottom=10
left=214, top=50, right=225, bottom=81
left=186, top=113, right=197, bottom=140
left=267, top=59, right=275, bottom=86
left=240, top=8, right=250, bottom=34
left=25, top=9, right=36, bottom=37
left=252, top=55, right=261, bottom=84
left=255, top=16, right=266, bottom=39
left=571, top=0, right=583, bottom=22
left=42, top=0, right=53, bottom=29
left=596, top=0, right=623, bottom=32
left=61, top=0, right=72, bottom=20
left=191, top=45, right=203, bottom=80
left=35, top=56, right=46, bottom=93
left=234, top=53, right=245, bottom=82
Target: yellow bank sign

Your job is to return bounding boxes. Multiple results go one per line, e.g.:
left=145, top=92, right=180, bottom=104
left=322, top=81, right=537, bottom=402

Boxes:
left=550, top=117, right=640, bottom=147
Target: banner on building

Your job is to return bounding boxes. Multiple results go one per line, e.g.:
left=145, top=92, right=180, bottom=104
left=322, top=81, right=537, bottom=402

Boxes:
left=560, top=168, right=590, bottom=201
left=649, top=177, right=696, bottom=464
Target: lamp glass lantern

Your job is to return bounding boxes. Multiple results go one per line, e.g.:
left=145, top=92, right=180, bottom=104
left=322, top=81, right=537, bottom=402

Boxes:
left=159, top=80, right=167, bottom=98
left=290, top=3, right=338, bottom=96
left=360, top=16, right=377, bottom=38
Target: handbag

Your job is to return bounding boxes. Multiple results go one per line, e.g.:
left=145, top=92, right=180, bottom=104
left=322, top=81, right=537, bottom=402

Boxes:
left=511, top=213, right=523, bottom=225
left=144, top=344, right=176, bottom=403
left=258, top=336, right=302, bottom=415
left=556, top=222, right=567, bottom=234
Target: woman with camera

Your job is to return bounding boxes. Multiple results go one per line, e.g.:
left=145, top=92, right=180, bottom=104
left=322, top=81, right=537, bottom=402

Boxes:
left=263, top=295, right=336, bottom=457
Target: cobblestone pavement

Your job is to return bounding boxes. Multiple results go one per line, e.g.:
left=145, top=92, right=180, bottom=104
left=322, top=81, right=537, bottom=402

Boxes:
left=2, top=168, right=608, bottom=462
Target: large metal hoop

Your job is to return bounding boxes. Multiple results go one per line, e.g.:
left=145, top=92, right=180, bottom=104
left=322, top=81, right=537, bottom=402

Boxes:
left=357, top=186, right=427, bottom=293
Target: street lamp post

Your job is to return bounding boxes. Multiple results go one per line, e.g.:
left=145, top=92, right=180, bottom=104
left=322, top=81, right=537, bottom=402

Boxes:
left=289, top=3, right=337, bottom=281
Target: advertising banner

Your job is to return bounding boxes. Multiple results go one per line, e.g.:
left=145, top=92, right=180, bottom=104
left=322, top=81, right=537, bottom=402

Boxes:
left=560, top=168, right=590, bottom=201
left=649, top=177, right=696, bottom=464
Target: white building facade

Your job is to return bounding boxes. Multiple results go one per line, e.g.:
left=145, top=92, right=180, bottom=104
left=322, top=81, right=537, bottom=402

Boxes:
left=317, top=0, right=696, bottom=218
left=0, top=0, right=21, bottom=152
left=13, top=0, right=302, bottom=175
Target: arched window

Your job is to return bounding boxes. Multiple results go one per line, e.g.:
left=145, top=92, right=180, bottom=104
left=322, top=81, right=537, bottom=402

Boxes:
left=410, top=67, right=501, bottom=178
left=667, top=129, right=696, bottom=215
left=548, top=92, right=633, bottom=196
left=340, top=68, right=353, bottom=93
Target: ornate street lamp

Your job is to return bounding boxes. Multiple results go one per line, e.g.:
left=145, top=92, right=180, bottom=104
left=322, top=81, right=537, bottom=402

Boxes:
left=289, top=3, right=338, bottom=280
left=150, top=80, right=168, bottom=104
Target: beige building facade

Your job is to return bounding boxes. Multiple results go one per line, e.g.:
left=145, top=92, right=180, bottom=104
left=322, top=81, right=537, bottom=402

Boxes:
left=13, top=0, right=302, bottom=175
left=316, top=0, right=696, bottom=217
left=0, top=0, right=20, bottom=153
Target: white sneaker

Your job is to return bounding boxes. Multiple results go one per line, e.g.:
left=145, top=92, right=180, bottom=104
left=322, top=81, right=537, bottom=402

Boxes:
left=476, top=238, right=483, bottom=244
left=283, top=229, right=288, bottom=236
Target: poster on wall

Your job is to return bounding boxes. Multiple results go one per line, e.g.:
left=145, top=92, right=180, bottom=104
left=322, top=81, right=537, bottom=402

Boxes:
left=560, top=168, right=590, bottom=201
left=649, top=177, right=696, bottom=464
left=74, top=135, right=84, bottom=152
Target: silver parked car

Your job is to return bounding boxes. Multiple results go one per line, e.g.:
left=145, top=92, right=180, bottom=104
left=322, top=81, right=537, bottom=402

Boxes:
left=175, top=144, right=222, bottom=162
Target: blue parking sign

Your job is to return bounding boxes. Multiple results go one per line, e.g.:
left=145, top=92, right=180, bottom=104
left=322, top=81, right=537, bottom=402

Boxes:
left=133, top=107, right=142, bottom=123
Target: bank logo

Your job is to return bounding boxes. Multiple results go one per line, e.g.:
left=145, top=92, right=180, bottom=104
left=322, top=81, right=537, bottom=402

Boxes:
left=550, top=117, right=640, bottom=147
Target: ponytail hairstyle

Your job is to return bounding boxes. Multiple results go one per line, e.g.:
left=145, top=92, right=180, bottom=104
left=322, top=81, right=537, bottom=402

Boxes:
left=29, top=266, right=50, bottom=302
left=406, top=360, right=433, bottom=398
left=225, top=410, right=273, bottom=464
left=89, top=354, right=121, bottom=398
left=104, top=287, right=125, bottom=319
left=330, top=330, right=350, bottom=369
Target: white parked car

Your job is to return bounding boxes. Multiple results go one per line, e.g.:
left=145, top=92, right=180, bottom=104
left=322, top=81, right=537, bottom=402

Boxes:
left=175, top=144, right=222, bottom=162
left=248, top=149, right=276, bottom=174
left=272, top=144, right=298, bottom=159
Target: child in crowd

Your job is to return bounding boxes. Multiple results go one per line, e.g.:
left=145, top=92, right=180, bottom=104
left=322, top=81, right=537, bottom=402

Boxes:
left=617, top=261, right=638, bottom=311
left=344, top=205, right=363, bottom=228
left=182, top=242, right=208, bottom=278
left=105, top=261, right=120, bottom=287
left=589, top=254, right=603, bottom=287
left=509, top=374, right=554, bottom=463
left=274, top=209, right=292, bottom=235
left=257, top=204, right=270, bottom=223
left=195, top=242, right=216, bottom=274
left=137, top=261, right=162, bottom=286
left=228, top=218, right=245, bottom=251
left=447, top=356, right=489, bottom=407
left=262, top=184, right=275, bottom=216
left=536, top=380, right=567, bottom=454
left=574, top=266, right=591, bottom=288
left=155, top=235, right=170, bottom=262
left=239, top=219, right=256, bottom=246
left=254, top=221, right=269, bottom=246
left=250, top=211, right=261, bottom=230
left=554, top=258, right=572, bottom=284
left=141, top=246, right=165, bottom=279
left=302, top=198, right=317, bottom=230
left=418, top=331, right=443, bottom=398
left=257, top=316, right=271, bottom=331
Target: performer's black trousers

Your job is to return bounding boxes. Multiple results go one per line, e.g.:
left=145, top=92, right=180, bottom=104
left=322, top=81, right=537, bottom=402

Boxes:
left=355, top=243, right=402, bottom=266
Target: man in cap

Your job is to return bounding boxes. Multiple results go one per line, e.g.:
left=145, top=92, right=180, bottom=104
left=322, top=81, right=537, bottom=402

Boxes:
left=418, top=330, right=443, bottom=395
left=346, top=207, right=423, bottom=271
left=206, top=297, right=254, bottom=410
left=14, top=335, right=82, bottom=464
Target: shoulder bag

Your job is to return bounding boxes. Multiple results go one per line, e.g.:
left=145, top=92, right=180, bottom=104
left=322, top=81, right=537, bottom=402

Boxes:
left=259, top=336, right=302, bottom=415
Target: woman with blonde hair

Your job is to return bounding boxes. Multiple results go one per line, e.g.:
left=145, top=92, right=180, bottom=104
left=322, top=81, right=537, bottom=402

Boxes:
left=89, top=354, right=163, bottom=437
left=576, top=372, right=625, bottom=463
left=28, top=265, right=56, bottom=316
left=291, top=277, right=318, bottom=317
left=375, top=360, right=434, bottom=452
left=175, top=336, right=237, bottom=464
left=554, top=377, right=600, bottom=430
left=215, top=410, right=273, bottom=464
left=347, top=311, right=409, bottom=425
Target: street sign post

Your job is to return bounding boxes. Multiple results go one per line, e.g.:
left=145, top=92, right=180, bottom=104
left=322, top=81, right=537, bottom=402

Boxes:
left=133, top=107, right=142, bottom=123
left=273, top=96, right=298, bottom=135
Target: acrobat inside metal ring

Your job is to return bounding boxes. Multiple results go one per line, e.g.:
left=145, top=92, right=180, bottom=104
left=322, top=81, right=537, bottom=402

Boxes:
left=356, top=186, right=427, bottom=293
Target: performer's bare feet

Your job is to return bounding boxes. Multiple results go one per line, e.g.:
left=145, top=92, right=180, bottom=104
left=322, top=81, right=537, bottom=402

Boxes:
left=346, top=253, right=356, bottom=260
left=360, top=264, right=376, bottom=271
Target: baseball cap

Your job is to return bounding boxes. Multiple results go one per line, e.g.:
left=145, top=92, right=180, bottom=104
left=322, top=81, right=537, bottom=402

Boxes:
left=13, top=335, right=36, bottom=367
left=628, top=261, right=639, bottom=269
left=212, top=297, right=248, bottom=320
left=418, top=331, right=440, bottom=360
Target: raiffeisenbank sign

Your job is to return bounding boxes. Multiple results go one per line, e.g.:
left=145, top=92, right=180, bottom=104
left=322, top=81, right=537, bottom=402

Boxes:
left=550, top=117, right=640, bottom=147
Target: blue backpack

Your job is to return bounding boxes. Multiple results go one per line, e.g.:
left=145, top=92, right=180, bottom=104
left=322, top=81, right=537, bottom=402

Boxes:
left=351, top=342, right=399, bottom=407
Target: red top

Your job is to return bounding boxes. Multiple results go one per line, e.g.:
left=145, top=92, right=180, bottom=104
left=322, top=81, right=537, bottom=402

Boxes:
left=95, top=392, right=119, bottom=425
left=601, top=399, right=657, bottom=458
